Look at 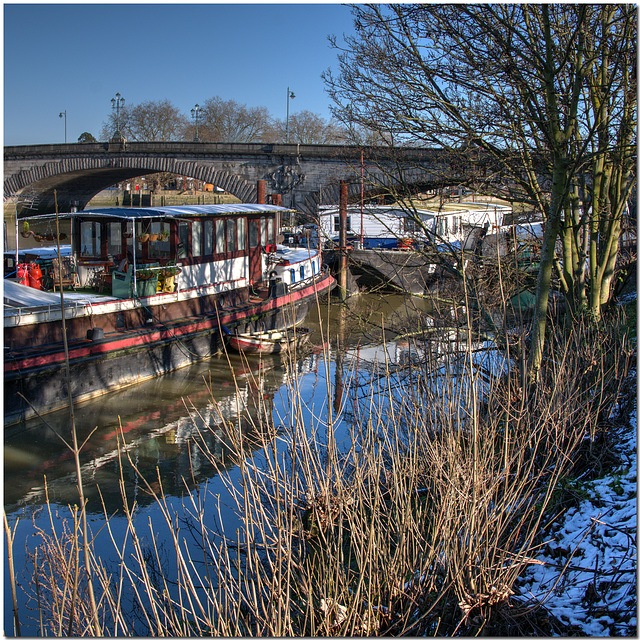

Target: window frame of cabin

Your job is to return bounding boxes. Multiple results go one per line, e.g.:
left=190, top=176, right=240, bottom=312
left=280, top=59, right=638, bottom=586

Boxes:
left=173, top=214, right=269, bottom=264
left=333, top=215, right=352, bottom=233
left=79, top=221, right=102, bottom=258
left=403, top=216, right=417, bottom=233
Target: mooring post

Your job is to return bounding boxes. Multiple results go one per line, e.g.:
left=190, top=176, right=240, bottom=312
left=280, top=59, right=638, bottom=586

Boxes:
left=339, top=180, right=348, bottom=301
left=257, top=180, right=266, bottom=204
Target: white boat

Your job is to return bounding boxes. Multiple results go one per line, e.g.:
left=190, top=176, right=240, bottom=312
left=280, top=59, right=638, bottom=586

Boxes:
left=225, top=327, right=312, bottom=354
left=316, top=202, right=511, bottom=249
left=4, top=204, right=334, bottom=424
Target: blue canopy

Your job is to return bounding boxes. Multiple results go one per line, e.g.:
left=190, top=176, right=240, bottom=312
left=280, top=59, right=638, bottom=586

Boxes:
left=23, top=203, right=294, bottom=221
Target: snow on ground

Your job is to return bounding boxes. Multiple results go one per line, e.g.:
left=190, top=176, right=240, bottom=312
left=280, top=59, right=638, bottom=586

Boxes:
left=518, top=369, right=637, bottom=636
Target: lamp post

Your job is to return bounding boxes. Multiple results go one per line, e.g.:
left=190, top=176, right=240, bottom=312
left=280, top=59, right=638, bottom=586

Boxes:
left=191, top=104, right=200, bottom=142
left=110, top=93, right=125, bottom=140
left=58, top=110, right=67, bottom=143
left=286, top=87, right=295, bottom=143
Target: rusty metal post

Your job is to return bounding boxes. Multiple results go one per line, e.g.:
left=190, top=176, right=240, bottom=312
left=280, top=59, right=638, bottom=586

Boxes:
left=257, top=180, right=266, bottom=204
left=339, top=180, right=348, bottom=300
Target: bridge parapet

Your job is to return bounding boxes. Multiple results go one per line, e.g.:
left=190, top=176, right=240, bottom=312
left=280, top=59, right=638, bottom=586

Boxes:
left=5, top=142, right=468, bottom=217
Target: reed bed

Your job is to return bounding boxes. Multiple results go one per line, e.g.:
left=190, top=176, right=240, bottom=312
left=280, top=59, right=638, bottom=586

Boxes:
left=8, top=303, right=630, bottom=636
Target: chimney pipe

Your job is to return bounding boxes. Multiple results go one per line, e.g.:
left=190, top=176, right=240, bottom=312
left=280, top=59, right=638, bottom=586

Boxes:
left=257, top=180, right=266, bottom=204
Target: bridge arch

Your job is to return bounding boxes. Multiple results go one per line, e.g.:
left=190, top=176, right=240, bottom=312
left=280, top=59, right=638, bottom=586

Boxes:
left=4, top=155, right=257, bottom=214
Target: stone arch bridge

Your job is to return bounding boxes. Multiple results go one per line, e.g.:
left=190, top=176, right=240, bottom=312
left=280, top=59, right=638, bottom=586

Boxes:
left=4, top=141, right=479, bottom=218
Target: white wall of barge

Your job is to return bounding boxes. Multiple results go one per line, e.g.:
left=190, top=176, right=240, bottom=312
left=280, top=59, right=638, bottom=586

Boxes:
left=3, top=277, right=248, bottom=328
left=4, top=248, right=324, bottom=328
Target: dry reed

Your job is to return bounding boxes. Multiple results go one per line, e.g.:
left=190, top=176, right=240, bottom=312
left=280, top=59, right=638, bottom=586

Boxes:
left=12, top=299, right=629, bottom=636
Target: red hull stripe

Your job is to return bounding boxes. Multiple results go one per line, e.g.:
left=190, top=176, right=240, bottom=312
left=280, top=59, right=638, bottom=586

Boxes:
left=5, top=275, right=333, bottom=372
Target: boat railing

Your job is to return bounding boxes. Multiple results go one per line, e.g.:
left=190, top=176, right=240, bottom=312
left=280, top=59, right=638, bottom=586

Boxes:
left=4, top=297, right=98, bottom=325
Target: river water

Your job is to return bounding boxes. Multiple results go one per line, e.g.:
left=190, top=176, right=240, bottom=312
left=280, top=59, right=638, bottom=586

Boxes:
left=4, top=293, right=436, bottom=635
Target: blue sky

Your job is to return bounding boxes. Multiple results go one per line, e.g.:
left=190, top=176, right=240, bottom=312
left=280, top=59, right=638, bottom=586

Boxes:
left=4, top=3, right=355, bottom=146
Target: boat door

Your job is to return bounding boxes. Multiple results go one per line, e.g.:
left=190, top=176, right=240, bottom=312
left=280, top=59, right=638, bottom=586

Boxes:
left=248, top=218, right=262, bottom=284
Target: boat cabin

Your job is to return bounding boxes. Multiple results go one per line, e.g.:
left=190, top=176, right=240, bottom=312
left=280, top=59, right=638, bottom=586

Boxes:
left=19, top=204, right=289, bottom=297
left=317, top=203, right=511, bottom=249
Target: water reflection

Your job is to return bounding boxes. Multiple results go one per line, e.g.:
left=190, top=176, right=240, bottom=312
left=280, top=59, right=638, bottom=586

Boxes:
left=5, top=294, right=436, bottom=511
left=4, top=352, right=290, bottom=515
left=4, top=293, right=460, bottom=635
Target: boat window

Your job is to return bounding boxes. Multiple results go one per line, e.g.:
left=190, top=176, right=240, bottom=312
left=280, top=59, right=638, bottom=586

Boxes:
left=451, top=216, right=459, bottom=234
left=249, top=219, right=259, bottom=248
left=80, top=221, right=101, bottom=257
left=192, top=220, right=202, bottom=257
left=148, top=222, right=171, bottom=259
left=300, top=265, right=305, bottom=279
left=404, top=216, right=416, bottom=233
left=107, top=222, right=122, bottom=257
left=237, top=217, right=246, bottom=251
left=226, top=219, right=237, bottom=252
left=260, top=217, right=267, bottom=246
left=204, top=220, right=214, bottom=255
left=267, top=218, right=275, bottom=245
left=215, top=219, right=225, bottom=253
left=436, top=217, right=448, bottom=237
left=312, top=260, right=317, bottom=274
left=289, top=268, right=295, bottom=283
left=178, top=222, right=190, bottom=258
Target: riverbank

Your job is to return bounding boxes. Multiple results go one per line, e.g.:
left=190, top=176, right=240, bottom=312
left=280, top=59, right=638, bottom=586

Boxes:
left=519, top=295, right=637, bottom=636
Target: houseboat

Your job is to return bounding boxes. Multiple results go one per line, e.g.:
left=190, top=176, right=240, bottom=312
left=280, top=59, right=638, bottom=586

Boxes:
left=316, top=202, right=511, bottom=249
left=4, top=204, right=334, bottom=425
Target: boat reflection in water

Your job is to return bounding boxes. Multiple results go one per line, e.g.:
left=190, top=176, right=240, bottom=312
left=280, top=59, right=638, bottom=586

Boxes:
left=4, top=350, right=292, bottom=516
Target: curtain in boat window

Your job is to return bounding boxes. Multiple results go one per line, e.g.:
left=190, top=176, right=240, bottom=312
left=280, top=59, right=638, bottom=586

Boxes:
left=260, top=217, right=267, bottom=246
left=107, top=222, right=122, bottom=257
left=204, top=220, right=214, bottom=255
left=237, top=218, right=246, bottom=251
left=215, top=219, right=225, bottom=253
left=178, top=222, right=189, bottom=258
left=249, top=219, right=259, bottom=248
left=226, top=219, right=237, bottom=252
left=192, top=220, right=202, bottom=257
left=267, top=218, right=275, bottom=245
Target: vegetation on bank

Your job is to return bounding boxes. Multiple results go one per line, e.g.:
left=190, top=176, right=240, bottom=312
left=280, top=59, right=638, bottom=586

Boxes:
left=5, top=289, right=634, bottom=635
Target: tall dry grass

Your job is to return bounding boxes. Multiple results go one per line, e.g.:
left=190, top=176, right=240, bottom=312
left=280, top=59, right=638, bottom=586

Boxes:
left=9, top=303, right=630, bottom=636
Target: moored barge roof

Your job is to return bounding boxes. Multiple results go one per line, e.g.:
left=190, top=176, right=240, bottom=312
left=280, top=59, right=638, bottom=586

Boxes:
left=22, top=203, right=295, bottom=221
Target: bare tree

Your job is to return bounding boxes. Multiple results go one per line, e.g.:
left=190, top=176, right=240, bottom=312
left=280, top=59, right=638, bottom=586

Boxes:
left=192, top=97, right=271, bottom=143
left=270, top=110, right=348, bottom=144
left=324, top=4, right=636, bottom=377
left=101, top=99, right=187, bottom=142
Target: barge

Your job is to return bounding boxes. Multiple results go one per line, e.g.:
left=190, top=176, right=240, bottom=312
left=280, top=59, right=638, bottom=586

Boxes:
left=4, top=204, right=334, bottom=425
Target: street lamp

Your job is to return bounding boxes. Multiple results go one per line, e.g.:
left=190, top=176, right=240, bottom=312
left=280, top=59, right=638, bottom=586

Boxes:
left=191, top=104, right=201, bottom=142
left=286, top=87, right=295, bottom=143
left=110, top=92, right=125, bottom=140
left=58, top=110, right=67, bottom=143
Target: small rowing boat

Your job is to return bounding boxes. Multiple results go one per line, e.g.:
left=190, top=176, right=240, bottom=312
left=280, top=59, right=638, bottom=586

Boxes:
left=226, top=327, right=311, bottom=354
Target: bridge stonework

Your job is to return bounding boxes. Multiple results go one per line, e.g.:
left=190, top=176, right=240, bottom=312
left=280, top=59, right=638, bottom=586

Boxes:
left=4, top=142, right=455, bottom=218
